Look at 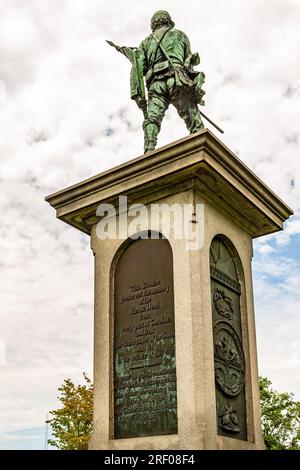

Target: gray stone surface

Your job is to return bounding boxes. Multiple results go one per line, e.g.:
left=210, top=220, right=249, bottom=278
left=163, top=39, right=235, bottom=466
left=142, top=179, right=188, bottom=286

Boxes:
left=46, top=130, right=293, bottom=449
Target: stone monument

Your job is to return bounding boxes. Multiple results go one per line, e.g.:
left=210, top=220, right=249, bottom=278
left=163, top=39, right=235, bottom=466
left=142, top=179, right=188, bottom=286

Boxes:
left=45, top=12, right=293, bottom=450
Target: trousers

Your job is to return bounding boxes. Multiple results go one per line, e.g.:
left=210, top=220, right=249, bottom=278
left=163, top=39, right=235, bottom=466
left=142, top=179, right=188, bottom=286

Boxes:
left=143, top=76, right=204, bottom=152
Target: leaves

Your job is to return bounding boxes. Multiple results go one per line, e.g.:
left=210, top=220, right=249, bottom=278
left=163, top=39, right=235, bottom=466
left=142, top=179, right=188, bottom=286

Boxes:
left=259, top=376, right=300, bottom=450
left=47, top=373, right=300, bottom=450
left=46, top=373, right=93, bottom=450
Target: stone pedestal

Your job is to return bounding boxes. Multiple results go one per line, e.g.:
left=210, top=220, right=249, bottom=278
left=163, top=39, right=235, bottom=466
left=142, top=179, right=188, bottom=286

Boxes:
left=46, top=130, right=293, bottom=450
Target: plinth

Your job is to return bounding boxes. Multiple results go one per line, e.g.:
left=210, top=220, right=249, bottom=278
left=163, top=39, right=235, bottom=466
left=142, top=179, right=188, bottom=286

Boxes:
left=45, top=130, right=293, bottom=450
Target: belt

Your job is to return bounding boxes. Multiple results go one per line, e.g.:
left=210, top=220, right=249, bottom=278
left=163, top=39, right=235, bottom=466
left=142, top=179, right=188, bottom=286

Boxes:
left=145, top=60, right=170, bottom=85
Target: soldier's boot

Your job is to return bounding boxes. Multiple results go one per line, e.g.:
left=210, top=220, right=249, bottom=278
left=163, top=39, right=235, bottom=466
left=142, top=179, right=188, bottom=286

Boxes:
left=144, top=123, right=159, bottom=153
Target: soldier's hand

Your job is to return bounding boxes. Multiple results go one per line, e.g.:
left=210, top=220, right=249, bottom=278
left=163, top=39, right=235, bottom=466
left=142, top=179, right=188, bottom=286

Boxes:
left=136, top=97, right=147, bottom=112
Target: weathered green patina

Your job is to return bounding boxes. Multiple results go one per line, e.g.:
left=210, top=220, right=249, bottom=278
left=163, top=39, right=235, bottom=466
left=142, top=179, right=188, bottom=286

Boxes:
left=210, top=235, right=247, bottom=441
left=114, top=236, right=178, bottom=439
left=107, top=10, right=206, bottom=153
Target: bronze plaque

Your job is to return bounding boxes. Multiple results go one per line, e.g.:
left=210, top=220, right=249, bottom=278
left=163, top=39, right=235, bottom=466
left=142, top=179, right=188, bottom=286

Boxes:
left=210, top=236, right=247, bottom=441
left=114, top=237, right=178, bottom=439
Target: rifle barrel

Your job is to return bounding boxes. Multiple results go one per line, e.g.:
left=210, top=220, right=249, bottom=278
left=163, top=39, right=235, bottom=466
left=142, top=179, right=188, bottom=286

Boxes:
left=200, top=111, right=224, bottom=134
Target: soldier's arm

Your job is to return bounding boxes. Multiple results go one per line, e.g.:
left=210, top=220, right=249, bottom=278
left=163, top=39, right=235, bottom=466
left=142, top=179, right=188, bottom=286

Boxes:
left=183, top=32, right=192, bottom=58
left=130, top=42, right=147, bottom=111
left=182, top=31, right=200, bottom=69
left=139, top=41, right=148, bottom=75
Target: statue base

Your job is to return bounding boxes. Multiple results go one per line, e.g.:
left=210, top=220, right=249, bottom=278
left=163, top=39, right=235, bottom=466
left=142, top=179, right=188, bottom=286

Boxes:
left=46, top=130, right=292, bottom=450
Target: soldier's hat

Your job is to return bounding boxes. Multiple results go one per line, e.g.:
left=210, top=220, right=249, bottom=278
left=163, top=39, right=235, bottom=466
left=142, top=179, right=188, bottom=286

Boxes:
left=150, top=10, right=175, bottom=30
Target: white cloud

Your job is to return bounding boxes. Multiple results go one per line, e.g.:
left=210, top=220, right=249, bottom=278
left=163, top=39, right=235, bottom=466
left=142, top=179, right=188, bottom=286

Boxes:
left=253, top=253, right=300, bottom=399
left=0, top=0, right=299, bottom=448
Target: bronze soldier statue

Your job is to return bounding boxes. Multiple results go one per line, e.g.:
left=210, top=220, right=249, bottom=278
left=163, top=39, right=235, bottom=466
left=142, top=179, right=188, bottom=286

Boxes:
left=107, top=10, right=208, bottom=153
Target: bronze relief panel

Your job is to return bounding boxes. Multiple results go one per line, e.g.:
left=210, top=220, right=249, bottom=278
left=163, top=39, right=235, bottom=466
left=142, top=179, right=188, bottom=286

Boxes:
left=210, top=236, right=247, bottom=440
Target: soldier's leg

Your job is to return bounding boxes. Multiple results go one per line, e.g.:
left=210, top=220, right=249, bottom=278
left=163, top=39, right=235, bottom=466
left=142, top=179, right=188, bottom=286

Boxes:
left=144, top=80, right=169, bottom=153
left=171, top=90, right=204, bottom=134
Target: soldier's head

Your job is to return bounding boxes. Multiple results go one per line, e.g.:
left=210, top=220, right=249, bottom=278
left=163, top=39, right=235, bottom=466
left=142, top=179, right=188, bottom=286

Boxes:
left=150, top=10, right=175, bottom=31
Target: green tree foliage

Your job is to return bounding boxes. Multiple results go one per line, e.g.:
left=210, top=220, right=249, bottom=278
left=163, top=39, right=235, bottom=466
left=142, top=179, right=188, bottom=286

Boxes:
left=47, top=373, right=93, bottom=450
left=259, top=376, right=300, bottom=450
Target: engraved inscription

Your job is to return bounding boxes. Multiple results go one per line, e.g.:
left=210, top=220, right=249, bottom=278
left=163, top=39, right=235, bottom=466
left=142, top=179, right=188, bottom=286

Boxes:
left=210, top=266, right=241, bottom=294
left=114, top=238, right=177, bottom=439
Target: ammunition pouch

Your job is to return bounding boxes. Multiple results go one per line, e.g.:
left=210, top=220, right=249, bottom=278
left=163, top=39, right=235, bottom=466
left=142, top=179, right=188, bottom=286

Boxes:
left=145, top=60, right=170, bottom=85
left=153, top=60, right=170, bottom=74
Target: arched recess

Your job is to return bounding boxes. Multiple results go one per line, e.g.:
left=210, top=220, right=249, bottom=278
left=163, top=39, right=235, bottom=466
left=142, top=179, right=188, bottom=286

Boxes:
left=111, top=232, right=178, bottom=439
left=210, top=235, right=247, bottom=441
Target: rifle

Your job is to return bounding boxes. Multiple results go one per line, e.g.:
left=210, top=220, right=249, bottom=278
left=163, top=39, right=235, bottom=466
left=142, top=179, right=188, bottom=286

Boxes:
left=198, top=110, right=224, bottom=134
left=106, top=41, right=147, bottom=119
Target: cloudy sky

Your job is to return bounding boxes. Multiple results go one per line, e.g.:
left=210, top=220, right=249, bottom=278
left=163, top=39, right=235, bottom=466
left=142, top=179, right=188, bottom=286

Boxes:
left=0, top=0, right=299, bottom=449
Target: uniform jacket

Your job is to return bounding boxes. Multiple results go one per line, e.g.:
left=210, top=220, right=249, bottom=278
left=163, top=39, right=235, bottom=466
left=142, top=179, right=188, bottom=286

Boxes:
left=130, top=26, right=205, bottom=103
